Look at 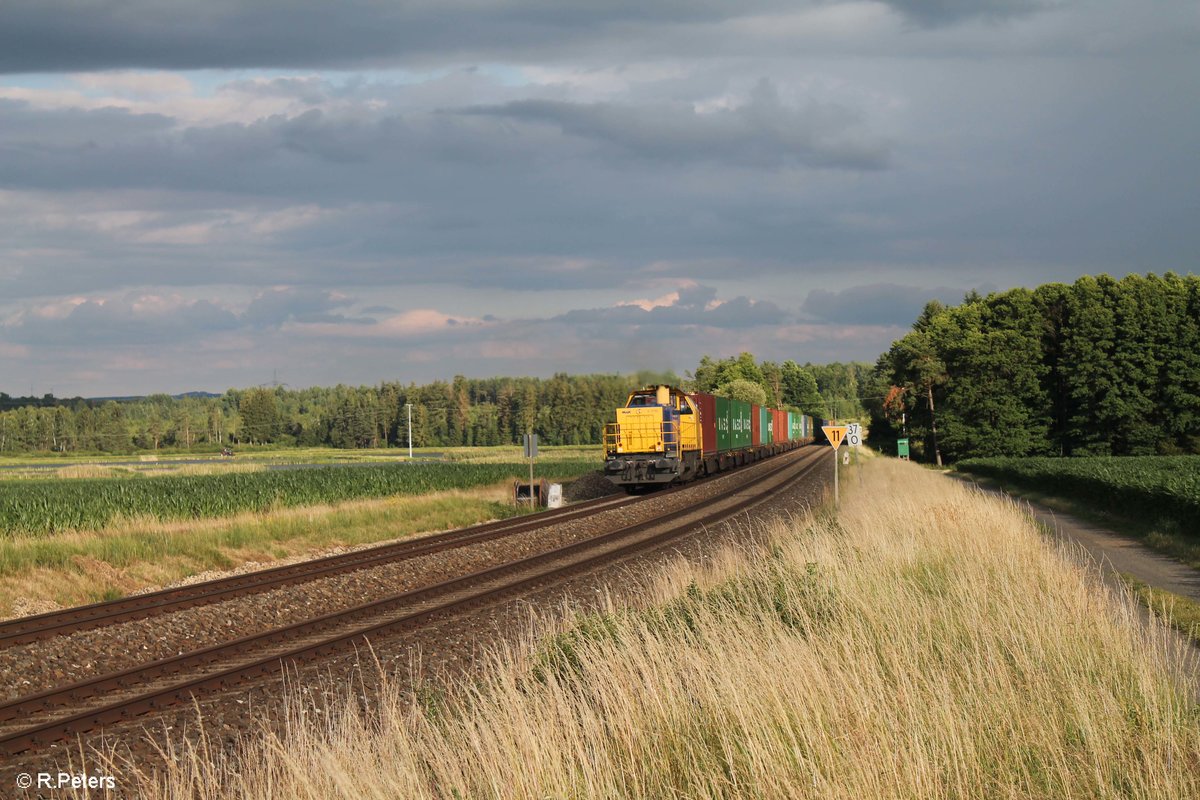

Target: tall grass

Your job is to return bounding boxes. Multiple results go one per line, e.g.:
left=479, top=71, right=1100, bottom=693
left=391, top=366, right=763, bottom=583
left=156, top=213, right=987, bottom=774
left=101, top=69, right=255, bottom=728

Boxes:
left=957, top=455, right=1200, bottom=533
left=128, top=458, right=1200, bottom=799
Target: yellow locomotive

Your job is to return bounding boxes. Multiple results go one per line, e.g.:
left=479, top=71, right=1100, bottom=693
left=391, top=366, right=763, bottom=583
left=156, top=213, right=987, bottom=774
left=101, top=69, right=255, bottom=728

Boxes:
left=603, top=385, right=702, bottom=486
left=603, top=384, right=816, bottom=489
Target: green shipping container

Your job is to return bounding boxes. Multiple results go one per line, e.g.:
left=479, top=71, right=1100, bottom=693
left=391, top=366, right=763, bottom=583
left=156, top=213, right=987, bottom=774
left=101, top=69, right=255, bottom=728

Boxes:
left=714, top=397, right=754, bottom=452
left=790, top=413, right=808, bottom=440
left=731, top=400, right=752, bottom=449
left=715, top=395, right=732, bottom=453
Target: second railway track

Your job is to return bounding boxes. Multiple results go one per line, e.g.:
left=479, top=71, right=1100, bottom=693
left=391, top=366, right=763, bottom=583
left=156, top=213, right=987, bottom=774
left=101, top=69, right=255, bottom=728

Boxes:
left=0, top=491, right=642, bottom=647
left=0, top=446, right=824, bottom=758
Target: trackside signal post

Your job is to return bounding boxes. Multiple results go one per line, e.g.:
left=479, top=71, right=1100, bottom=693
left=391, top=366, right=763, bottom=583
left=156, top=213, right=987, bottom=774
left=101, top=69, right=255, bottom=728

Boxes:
left=822, top=424, right=848, bottom=507
left=523, top=433, right=538, bottom=504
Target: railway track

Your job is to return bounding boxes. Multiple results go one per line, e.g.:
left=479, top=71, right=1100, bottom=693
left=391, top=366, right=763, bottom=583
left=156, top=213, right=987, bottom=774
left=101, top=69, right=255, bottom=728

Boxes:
left=0, top=448, right=800, bottom=648
left=0, top=446, right=823, bottom=757
left=0, top=493, right=642, bottom=647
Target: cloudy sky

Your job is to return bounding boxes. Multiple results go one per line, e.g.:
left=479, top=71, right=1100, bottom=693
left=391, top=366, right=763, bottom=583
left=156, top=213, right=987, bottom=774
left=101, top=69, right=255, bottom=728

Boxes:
left=1, top=0, right=1197, bottom=396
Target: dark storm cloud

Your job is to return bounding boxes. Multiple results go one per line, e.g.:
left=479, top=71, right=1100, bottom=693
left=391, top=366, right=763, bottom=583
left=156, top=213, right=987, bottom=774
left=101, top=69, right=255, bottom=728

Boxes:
left=0, top=0, right=1059, bottom=74
left=0, top=97, right=567, bottom=196
left=800, top=283, right=987, bottom=326
left=461, top=79, right=889, bottom=170
left=556, top=284, right=789, bottom=329
left=880, top=0, right=1045, bottom=27
left=1, top=288, right=380, bottom=348
left=0, top=82, right=885, bottom=197
left=242, top=288, right=353, bottom=327
left=0, top=77, right=897, bottom=301
left=4, top=296, right=241, bottom=346
left=0, top=99, right=173, bottom=143
left=0, top=0, right=792, bottom=73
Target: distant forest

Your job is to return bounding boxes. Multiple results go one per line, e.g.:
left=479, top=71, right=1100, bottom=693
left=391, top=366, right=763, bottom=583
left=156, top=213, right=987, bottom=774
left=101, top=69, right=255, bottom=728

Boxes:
left=0, top=360, right=870, bottom=454
left=871, top=273, right=1200, bottom=462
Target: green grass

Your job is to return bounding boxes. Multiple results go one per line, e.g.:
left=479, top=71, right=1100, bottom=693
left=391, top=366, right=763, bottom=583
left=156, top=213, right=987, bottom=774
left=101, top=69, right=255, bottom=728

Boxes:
left=956, top=455, right=1200, bottom=535
left=0, top=460, right=598, bottom=536
left=1118, top=572, right=1200, bottom=645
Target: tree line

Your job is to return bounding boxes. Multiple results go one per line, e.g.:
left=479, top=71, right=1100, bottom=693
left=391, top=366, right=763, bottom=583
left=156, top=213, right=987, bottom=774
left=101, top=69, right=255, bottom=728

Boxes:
left=0, top=359, right=869, bottom=455
left=688, top=353, right=870, bottom=419
left=871, top=273, right=1200, bottom=462
left=0, top=373, right=661, bottom=454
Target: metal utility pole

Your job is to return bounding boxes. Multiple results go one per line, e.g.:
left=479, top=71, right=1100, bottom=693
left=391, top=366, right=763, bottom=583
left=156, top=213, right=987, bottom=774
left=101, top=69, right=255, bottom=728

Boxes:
left=833, top=448, right=839, bottom=507
left=405, top=402, right=415, bottom=460
left=927, top=386, right=942, bottom=467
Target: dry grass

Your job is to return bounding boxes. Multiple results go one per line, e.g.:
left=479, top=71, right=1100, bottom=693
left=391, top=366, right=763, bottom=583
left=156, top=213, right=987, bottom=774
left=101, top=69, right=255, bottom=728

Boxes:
left=0, top=462, right=267, bottom=480
left=136, top=463, right=267, bottom=477
left=52, top=465, right=131, bottom=479
left=0, top=485, right=517, bottom=617
left=119, top=457, right=1200, bottom=799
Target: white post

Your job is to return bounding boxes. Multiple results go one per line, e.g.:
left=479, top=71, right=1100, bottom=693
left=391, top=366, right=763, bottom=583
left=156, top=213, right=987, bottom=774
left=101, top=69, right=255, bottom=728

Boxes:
left=405, top=403, right=413, bottom=458
left=833, top=447, right=839, bottom=508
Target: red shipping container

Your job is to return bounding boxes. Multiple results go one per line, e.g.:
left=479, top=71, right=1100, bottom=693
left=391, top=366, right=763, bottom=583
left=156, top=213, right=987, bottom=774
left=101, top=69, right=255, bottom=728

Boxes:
left=773, top=409, right=788, bottom=443
left=750, top=404, right=761, bottom=447
left=689, top=392, right=718, bottom=455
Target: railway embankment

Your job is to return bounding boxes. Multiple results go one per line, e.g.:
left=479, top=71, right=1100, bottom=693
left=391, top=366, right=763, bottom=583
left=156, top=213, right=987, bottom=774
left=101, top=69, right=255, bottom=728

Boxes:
left=105, top=458, right=1200, bottom=798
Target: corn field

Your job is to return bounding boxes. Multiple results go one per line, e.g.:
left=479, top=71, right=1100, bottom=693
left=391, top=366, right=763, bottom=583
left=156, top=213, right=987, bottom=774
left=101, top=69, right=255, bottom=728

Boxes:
left=0, top=461, right=597, bottom=536
left=956, top=455, right=1200, bottom=530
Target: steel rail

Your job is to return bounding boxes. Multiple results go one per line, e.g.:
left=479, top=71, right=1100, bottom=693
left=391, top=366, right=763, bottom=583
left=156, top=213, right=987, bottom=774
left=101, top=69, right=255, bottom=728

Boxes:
left=0, top=445, right=806, bottom=647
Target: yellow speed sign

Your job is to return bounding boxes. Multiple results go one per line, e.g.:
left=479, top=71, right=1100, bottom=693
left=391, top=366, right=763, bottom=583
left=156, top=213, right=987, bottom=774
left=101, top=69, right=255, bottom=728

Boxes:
left=822, top=425, right=847, bottom=449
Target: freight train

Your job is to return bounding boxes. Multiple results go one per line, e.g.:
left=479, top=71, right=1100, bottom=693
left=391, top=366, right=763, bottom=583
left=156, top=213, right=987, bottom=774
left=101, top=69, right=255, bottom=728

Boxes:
left=603, top=384, right=819, bottom=490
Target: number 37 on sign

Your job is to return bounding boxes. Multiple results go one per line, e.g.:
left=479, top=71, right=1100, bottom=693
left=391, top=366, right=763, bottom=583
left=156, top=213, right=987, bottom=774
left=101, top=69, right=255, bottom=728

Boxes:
left=846, top=423, right=862, bottom=448
left=822, top=423, right=863, bottom=449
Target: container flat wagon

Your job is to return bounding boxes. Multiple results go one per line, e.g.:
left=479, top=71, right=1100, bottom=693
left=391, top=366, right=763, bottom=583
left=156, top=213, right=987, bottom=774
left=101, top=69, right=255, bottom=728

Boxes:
left=603, top=384, right=820, bottom=490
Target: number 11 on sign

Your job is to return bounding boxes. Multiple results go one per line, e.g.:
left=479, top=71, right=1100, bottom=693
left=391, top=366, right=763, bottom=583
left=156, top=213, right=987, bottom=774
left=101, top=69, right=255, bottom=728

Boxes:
left=822, top=425, right=848, bottom=507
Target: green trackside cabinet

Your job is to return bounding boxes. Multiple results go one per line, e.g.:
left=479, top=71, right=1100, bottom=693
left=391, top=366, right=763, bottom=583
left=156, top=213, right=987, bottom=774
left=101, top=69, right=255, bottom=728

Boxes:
left=897, top=438, right=910, bottom=460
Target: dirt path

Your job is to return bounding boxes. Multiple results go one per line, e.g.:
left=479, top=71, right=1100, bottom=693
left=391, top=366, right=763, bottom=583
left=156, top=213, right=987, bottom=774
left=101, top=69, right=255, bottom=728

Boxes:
left=951, top=475, right=1200, bottom=605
